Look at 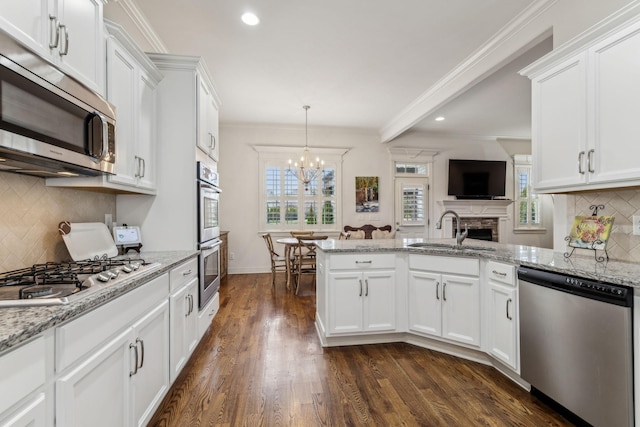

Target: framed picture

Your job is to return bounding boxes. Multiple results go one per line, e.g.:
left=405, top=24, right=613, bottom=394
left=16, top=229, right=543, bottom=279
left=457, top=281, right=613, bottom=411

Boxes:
left=355, top=176, right=379, bottom=212
left=568, top=215, right=614, bottom=250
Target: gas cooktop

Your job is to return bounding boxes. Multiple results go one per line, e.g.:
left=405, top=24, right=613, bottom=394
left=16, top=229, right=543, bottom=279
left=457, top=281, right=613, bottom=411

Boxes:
left=0, top=256, right=160, bottom=307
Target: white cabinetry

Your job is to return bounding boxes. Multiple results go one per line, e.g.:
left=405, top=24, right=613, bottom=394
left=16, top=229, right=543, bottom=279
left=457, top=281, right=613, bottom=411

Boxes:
left=197, top=75, right=220, bottom=161
left=55, top=273, right=170, bottom=427
left=117, top=54, right=220, bottom=252
left=169, top=258, right=199, bottom=382
left=408, top=255, right=480, bottom=347
left=524, top=18, right=640, bottom=193
left=46, top=21, right=162, bottom=194
left=484, top=261, right=519, bottom=372
left=0, top=0, right=105, bottom=93
left=0, top=336, right=49, bottom=427
left=325, top=254, right=396, bottom=335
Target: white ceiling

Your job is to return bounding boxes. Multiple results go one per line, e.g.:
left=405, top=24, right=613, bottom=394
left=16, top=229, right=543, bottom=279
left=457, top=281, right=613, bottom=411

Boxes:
left=126, top=0, right=547, bottom=140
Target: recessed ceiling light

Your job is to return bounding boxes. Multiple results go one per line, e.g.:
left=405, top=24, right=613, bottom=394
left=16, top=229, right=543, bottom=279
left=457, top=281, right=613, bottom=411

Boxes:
left=241, top=12, right=260, bottom=26
left=435, top=116, right=445, bottom=122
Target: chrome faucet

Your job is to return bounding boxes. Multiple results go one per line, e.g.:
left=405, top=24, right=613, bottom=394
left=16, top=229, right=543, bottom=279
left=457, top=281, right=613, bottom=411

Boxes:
left=435, top=210, right=468, bottom=246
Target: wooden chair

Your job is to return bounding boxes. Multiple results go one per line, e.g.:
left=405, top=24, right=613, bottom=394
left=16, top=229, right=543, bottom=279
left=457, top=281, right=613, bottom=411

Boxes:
left=338, top=231, right=350, bottom=240
left=292, top=235, right=328, bottom=295
left=261, top=233, right=287, bottom=290
left=290, top=231, right=314, bottom=237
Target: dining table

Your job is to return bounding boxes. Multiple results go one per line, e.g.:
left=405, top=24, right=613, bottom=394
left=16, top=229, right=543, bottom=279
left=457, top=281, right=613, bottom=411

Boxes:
left=275, top=237, right=301, bottom=290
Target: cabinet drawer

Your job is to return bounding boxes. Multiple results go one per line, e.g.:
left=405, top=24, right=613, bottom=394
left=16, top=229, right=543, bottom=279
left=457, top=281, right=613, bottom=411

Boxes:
left=329, top=253, right=395, bottom=270
left=56, top=273, right=169, bottom=371
left=486, top=261, right=515, bottom=286
left=409, top=254, right=479, bottom=276
left=0, top=336, right=45, bottom=415
left=170, top=258, right=198, bottom=292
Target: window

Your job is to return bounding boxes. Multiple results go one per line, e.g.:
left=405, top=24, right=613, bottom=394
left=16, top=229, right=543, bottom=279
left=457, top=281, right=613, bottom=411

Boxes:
left=514, top=155, right=542, bottom=230
left=257, top=147, right=345, bottom=232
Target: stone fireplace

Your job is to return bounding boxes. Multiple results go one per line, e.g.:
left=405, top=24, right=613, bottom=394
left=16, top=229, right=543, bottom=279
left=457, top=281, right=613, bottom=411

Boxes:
left=439, top=200, right=512, bottom=243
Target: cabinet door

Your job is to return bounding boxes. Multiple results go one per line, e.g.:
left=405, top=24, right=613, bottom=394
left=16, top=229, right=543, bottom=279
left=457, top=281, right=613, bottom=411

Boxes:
left=131, top=300, right=170, bottom=427
left=56, top=0, right=104, bottom=92
left=197, top=74, right=218, bottom=159
left=441, top=274, right=480, bottom=347
left=106, top=37, right=138, bottom=187
left=0, top=393, right=46, bottom=427
left=185, top=279, right=199, bottom=355
left=363, top=270, right=396, bottom=332
left=408, top=270, right=441, bottom=336
left=590, top=21, right=640, bottom=185
left=136, top=70, right=157, bottom=190
left=531, top=53, right=587, bottom=192
left=56, top=329, right=130, bottom=427
left=169, top=278, right=198, bottom=382
left=328, top=272, right=364, bottom=334
left=0, top=0, right=49, bottom=58
left=208, top=93, right=220, bottom=161
left=487, top=283, right=518, bottom=371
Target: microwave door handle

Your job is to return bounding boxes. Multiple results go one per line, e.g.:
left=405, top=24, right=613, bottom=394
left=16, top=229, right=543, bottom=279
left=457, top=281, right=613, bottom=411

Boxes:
left=93, top=112, right=109, bottom=161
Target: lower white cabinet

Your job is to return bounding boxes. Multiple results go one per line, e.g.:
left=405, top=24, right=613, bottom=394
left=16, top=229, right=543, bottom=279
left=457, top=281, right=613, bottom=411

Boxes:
left=198, top=291, right=220, bottom=340
left=408, top=255, right=480, bottom=347
left=0, top=392, right=46, bottom=427
left=169, top=277, right=199, bottom=382
left=328, top=270, right=396, bottom=334
left=56, top=300, right=169, bottom=427
left=485, top=261, right=519, bottom=372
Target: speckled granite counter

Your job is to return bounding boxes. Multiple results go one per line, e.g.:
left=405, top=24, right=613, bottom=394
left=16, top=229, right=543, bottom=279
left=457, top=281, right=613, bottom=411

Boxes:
left=316, top=238, right=640, bottom=288
left=0, top=250, right=198, bottom=353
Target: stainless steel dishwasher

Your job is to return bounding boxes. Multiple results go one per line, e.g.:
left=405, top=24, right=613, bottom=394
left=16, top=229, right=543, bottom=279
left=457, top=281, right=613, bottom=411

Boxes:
left=518, top=266, right=634, bottom=427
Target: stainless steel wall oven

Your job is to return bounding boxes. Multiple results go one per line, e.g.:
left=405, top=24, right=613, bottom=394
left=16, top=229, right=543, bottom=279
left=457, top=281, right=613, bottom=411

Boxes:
left=197, top=161, right=221, bottom=309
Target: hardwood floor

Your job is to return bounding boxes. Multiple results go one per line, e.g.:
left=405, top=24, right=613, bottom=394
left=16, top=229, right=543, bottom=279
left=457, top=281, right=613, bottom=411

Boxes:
left=149, top=273, right=574, bottom=427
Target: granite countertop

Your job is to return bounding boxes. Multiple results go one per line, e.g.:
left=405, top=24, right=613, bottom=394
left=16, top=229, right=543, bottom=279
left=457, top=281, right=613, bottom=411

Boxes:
left=0, top=250, right=198, bottom=353
left=316, top=238, right=640, bottom=289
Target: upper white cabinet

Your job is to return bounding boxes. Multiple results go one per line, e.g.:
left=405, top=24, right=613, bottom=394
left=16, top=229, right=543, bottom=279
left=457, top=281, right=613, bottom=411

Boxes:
left=46, top=21, right=162, bottom=194
left=524, top=18, right=640, bottom=193
left=0, top=0, right=105, bottom=93
left=197, top=74, right=220, bottom=161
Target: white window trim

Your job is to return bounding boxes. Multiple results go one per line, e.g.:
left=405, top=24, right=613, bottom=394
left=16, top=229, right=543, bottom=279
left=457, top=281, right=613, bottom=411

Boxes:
left=255, top=146, right=348, bottom=233
left=513, top=155, right=546, bottom=233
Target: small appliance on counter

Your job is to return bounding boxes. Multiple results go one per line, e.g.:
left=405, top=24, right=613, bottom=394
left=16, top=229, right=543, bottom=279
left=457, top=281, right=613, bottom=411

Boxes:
left=113, top=225, right=143, bottom=255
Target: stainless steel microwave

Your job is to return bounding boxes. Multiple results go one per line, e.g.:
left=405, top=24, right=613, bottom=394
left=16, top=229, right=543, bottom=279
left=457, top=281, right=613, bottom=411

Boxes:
left=0, top=28, right=115, bottom=177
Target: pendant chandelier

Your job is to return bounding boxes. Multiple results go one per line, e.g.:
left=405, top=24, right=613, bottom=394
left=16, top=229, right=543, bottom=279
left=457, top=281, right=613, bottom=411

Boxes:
left=288, top=105, right=323, bottom=190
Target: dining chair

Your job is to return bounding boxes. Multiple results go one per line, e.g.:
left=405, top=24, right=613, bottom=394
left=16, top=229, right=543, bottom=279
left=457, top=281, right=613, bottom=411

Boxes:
left=338, top=231, right=350, bottom=240
left=261, top=233, right=288, bottom=290
left=290, top=231, right=314, bottom=237
left=292, top=235, right=328, bottom=295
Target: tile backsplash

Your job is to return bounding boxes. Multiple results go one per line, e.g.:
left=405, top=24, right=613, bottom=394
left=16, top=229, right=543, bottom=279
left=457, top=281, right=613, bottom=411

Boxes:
left=0, top=172, right=116, bottom=271
left=566, top=189, right=640, bottom=263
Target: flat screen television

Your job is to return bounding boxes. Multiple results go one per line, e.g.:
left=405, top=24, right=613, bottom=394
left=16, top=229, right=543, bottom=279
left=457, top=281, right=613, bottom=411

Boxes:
left=447, top=159, right=506, bottom=200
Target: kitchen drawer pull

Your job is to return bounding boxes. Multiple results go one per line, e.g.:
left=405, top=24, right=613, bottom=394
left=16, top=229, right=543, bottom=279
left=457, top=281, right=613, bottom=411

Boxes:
left=355, top=260, right=372, bottom=264
left=365, top=279, right=369, bottom=297
left=587, top=149, right=595, bottom=173
left=182, top=269, right=193, bottom=276
left=129, top=343, right=139, bottom=377
left=506, top=298, right=512, bottom=320
left=49, top=15, right=59, bottom=48
left=359, top=279, right=363, bottom=297
left=140, top=157, right=146, bottom=178
left=492, top=270, right=507, bottom=277
left=136, top=338, right=145, bottom=370
left=436, top=282, right=440, bottom=300
left=442, top=283, right=447, bottom=301
left=134, top=156, right=141, bottom=178
left=59, top=24, right=69, bottom=56
left=578, top=151, right=585, bottom=174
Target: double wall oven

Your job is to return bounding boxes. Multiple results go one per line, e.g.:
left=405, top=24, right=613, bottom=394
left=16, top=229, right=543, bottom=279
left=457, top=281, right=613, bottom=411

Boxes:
left=197, top=161, right=221, bottom=310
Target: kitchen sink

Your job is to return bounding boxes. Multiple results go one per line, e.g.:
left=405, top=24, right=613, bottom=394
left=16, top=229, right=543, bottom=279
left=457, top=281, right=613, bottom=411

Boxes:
left=407, top=242, right=496, bottom=252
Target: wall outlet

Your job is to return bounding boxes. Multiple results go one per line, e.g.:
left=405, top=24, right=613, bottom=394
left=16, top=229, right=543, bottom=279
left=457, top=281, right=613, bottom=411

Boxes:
left=229, top=252, right=235, bottom=260
left=634, top=216, right=640, bottom=236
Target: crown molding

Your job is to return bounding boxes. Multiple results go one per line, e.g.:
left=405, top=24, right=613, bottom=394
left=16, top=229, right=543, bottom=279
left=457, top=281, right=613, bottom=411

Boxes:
left=111, top=0, right=168, bottom=53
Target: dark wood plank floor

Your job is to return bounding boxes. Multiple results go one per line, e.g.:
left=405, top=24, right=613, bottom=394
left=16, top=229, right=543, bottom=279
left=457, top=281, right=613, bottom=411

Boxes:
left=149, top=273, right=574, bottom=427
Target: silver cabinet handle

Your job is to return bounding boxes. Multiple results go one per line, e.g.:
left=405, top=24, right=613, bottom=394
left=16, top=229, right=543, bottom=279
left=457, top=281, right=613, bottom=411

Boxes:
left=506, top=298, right=513, bottom=320
left=129, top=342, right=139, bottom=376
left=49, top=15, right=59, bottom=48
left=189, top=294, right=194, bottom=315
left=355, top=261, right=372, bottom=264
left=59, top=24, right=69, bottom=55
left=365, top=279, right=369, bottom=297
left=492, top=270, right=507, bottom=277
left=134, top=156, right=141, bottom=178
left=442, top=283, right=447, bottom=301
left=436, top=282, right=440, bottom=300
left=185, top=294, right=191, bottom=316
left=359, top=279, right=363, bottom=297
left=136, top=338, right=144, bottom=370
left=578, top=151, right=585, bottom=174
left=140, top=157, right=146, bottom=178
left=182, top=269, right=193, bottom=276
left=587, top=149, right=595, bottom=173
